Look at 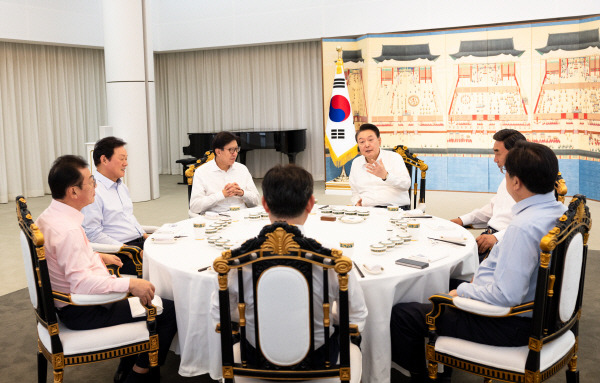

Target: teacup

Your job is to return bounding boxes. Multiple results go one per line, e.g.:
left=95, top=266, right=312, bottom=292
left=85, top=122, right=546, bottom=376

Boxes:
left=192, top=220, right=206, bottom=240
left=339, top=240, right=355, bottom=257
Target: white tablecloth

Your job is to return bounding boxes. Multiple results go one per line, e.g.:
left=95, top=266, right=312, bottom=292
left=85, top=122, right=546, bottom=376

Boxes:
left=143, top=206, right=478, bottom=382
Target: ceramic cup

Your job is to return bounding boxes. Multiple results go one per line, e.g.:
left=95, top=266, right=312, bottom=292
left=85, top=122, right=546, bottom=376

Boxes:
left=192, top=219, right=206, bottom=240
left=339, top=240, right=355, bottom=257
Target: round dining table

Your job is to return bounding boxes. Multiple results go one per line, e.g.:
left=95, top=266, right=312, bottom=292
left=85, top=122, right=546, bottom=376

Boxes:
left=143, top=205, right=478, bottom=383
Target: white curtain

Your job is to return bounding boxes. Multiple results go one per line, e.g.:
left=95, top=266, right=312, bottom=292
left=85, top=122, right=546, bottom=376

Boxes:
left=0, top=42, right=107, bottom=203
left=155, top=40, right=324, bottom=179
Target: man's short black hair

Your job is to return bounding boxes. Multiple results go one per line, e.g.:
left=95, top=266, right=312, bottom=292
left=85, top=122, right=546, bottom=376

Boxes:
left=492, top=129, right=526, bottom=150
left=48, top=155, right=88, bottom=199
left=211, top=131, right=240, bottom=151
left=262, top=164, right=313, bottom=219
left=93, top=136, right=126, bottom=166
left=355, top=123, right=380, bottom=141
left=504, top=141, right=558, bottom=194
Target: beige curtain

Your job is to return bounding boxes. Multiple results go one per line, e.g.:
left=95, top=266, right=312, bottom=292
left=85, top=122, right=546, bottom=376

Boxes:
left=155, top=40, right=324, bottom=179
left=0, top=42, right=107, bottom=203
left=0, top=40, right=324, bottom=203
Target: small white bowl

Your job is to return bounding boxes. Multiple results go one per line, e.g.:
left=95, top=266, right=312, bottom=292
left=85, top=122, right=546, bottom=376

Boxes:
left=381, top=240, right=394, bottom=249
left=370, top=243, right=386, bottom=255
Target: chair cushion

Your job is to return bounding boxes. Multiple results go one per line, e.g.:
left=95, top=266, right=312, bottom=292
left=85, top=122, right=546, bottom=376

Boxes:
left=256, top=266, right=310, bottom=366
left=560, top=232, right=583, bottom=322
left=232, top=342, right=362, bottom=383
left=38, top=320, right=150, bottom=356
left=20, top=232, right=38, bottom=309
left=434, top=330, right=575, bottom=373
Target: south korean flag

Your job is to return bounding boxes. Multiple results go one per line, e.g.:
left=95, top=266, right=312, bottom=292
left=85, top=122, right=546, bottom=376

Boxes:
left=325, top=54, right=357, bottom=166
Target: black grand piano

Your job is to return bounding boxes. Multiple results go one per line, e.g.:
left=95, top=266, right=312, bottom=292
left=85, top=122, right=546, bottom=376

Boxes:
left=182, top=129, right=306, bottom=164
left=177, top=129, right=307, bottom=183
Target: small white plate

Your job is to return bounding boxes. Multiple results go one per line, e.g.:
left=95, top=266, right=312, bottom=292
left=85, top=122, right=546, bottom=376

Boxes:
left=340, top=216, right=364, bottom=224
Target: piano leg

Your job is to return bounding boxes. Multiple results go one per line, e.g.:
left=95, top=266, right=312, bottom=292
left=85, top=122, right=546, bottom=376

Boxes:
left=287, top=153, right=298, bottom=164
left=238, top=150, right=247, bottom=165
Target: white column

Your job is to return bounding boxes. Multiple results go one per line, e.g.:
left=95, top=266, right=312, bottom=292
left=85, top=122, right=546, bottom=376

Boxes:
left=103, top=0, right=159, bottom=201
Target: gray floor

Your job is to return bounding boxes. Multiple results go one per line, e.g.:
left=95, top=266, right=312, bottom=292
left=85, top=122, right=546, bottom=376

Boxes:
left=1, top=175, right=598, bottom=381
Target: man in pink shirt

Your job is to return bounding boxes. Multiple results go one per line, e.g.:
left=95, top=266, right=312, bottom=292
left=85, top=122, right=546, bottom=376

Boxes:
left=36, top=155, right=177, bottom=383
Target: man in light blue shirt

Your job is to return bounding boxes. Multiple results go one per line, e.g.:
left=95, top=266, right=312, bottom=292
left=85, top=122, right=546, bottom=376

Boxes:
left=82, top=136, right=147, bottom=276
left=390, top=141, right=567, bottom=383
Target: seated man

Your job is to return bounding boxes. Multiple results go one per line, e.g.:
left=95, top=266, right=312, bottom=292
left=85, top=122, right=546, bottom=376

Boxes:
left=212, top=164, right=368, bottom=365
left=390, top=142, right=567, bottom=383
left=189, top=131, right=260, bottom=213
left=450, top=129, right=526, bottom=258
left=349, top=124, right=411, bottom=209
left=37, top=155, right=177, bottom=383
left=82, top=136, right=147, bottom=275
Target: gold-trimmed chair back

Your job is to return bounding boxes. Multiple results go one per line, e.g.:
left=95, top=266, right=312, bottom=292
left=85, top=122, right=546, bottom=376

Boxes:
left=425, top=194, right=591, bottom=383
left=213, top=222, right=361, bottom=383
left=392, top=145, right=428, bottom=210
left=16, top=196, right=159, bottom=383
left=185, top=150, right=215, bottom=202
left=555, top=171, right=568, bottom=203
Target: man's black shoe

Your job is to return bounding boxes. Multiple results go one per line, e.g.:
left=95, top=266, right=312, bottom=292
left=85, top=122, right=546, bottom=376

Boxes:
left=114, top=355, right=137, bottom=383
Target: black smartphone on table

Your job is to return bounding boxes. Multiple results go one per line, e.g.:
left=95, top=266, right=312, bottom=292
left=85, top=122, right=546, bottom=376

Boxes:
left=395, top=257, right=429, bottom=269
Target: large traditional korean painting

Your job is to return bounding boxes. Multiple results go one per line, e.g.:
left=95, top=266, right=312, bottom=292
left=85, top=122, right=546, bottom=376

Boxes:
left=322, top=15, right=600, bottom=199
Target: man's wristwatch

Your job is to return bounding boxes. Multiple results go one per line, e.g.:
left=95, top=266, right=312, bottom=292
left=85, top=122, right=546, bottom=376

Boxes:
left=382, top=172, right=388, bottom=181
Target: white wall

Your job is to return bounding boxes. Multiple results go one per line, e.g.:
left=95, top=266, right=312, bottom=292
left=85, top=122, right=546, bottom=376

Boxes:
left=153, top=0, right=600, bottom=51
left=1, top=0, right=600, bottom=50
left=0, top=0, right=103, bottom=47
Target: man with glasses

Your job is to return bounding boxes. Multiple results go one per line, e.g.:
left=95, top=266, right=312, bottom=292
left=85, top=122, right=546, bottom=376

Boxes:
left=391, top=141, right=567, bottom=383
left=189, top=131, right=260, bottom=213
left=81, top=136, right=148, bottom=275
left=37, top=155, right=177, bottom=383
left=450, top=129, right=526, bottom=260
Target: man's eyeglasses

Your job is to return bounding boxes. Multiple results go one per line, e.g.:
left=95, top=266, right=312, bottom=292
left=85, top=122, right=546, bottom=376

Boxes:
left=223, top=147, right=241, bottom=154
left=77, top=175, right=96, bottom=188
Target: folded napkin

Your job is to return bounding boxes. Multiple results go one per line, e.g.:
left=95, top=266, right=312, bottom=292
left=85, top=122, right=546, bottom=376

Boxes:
left=128, top=295, right=164, bottom=318
left=403, top=209, right=431, bottom=218
left=427, top=235, right=468, bottom=247
left=152, top=233, right=175, bottom=244
left=155, top=223, right=178, bottom=233
left=409, top=253, right=448, bottom=263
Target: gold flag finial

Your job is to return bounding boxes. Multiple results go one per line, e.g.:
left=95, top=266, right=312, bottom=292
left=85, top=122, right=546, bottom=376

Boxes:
left=335, top=46, right=343, bottom=74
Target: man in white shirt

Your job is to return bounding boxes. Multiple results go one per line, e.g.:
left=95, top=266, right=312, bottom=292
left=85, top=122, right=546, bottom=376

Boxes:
left=391, top=142, right=566, bottom=383
left=82, top=137, right=147, bottom=275
left=349, top=124, right=411, bottom=208
left=450, top=129, right=526, bottom=259
left=189, top=131, right=260, bottom=213
left=213, top=164, right=368, bottom=366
